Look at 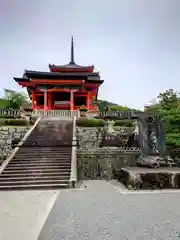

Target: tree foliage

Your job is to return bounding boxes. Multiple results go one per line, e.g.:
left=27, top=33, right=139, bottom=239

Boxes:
left=0, top=89, right=30, bottom=109
left=109, top=105, right=129, bottom=111
left=96, top=100, right=131, bottom=111
left=158, top=89, right=180, bottom=110
left=145, top=89, right=180, bottom=148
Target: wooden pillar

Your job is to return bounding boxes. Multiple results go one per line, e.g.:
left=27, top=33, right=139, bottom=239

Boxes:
left=48, top=92, right=52, bottom=109
left=44, top=90, right=48, bottom=110
left=70, top=90, right=74, bottom=110
left=86, top=92, right=89, bottom=110
left=32, top=91, right=36, bottom=110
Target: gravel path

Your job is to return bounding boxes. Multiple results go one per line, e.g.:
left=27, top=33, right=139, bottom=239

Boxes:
left=38, top=180, right=180, bottom=240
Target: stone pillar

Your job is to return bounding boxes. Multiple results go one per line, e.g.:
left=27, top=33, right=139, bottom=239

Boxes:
left=44, top=90, right=48, bottom=110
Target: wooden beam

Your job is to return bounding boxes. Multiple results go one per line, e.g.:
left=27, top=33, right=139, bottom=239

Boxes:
left=31, top=79, right=83, bottom=84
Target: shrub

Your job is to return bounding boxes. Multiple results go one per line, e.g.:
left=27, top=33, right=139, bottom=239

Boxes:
left=6, top=119, right=29, bottom=126
left=29, top=118, right=37, bottom=125
left=0, top=154, right=7, bottom=161
left=0, top=119, right=29, bottom=126
left=76, top=118, right=134, bottom=127
left=114, top=119, right=134, bottom=127
left=0, top=114, right=17, bottom=119
left=76, top=118, right=105, bottom=127
left=12, top=138, right=21, bottom=148
left=79, top=106, right=88, bottom=112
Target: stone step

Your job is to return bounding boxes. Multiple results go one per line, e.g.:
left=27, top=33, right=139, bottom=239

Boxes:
left=3, top=168, right=71, bottom=173
left=22, top=144, right=73, bottom=147
left=10, top=160, right=71, bottom=164
left=27, top=133, right=72, bottom=136
left=16, top=152, right=72, bottom=156
left=13, top=157, right=71, bottom=160
left=23, top=137, right=72, bottom=140
left=18, top=145, right=72, bottom=147
left=1, top=119, right=74, bottom=190
left=15, top=150, right=71, bottom=153
left=8, top=162, right=71, bottom=167
left=18, top=147, right=72, bottom=150
left=0, top=179, right=69, bottom=186
left=0, top=183, right=69, bottom=190
left=18, top=146, right=72, bottom=149
left=5, top=165, right=71, bottom=170
left=0, top=176, right=69, bottom=181
left=12, top=156, right=71, bottom=160
left=27, top=135, right=72, bottom=137
left=24, top=139, right=73, bottom=142
left=1, top=172, right=70, bottom=177
left=16, top=149, right=71, bottom=152
left=17, top=151, right=72, bottom=156
left=25, top=137, right=73, bottom=139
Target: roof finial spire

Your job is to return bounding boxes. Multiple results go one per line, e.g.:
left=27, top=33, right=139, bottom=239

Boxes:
left=70, top=36, right=75, bottom=63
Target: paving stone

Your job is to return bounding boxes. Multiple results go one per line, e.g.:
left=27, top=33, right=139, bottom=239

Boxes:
left=38, top=180, right=180, bottom=240
left=0, top=190, right=58, bottom=240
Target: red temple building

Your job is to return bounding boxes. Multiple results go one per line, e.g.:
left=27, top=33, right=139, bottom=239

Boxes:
left=13, top=37, right=104, bottom=111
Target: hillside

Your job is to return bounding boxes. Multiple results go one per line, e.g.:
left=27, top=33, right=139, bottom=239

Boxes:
left=0, top=96, right=133, bottom=111
left=96, top=100, right=132, bottom=110
left=97, top=100, right=119, bottom=107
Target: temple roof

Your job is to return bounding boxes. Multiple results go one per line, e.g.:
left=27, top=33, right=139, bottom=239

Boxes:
left=14, top=70, right=103, bottom=83
left=49, top=63, right=94, bottom=72
left=24, top=70, right=99, bottom=78
left=49, top=37, right=94, bottom=73
left=13, top=37, right=103, bottom=86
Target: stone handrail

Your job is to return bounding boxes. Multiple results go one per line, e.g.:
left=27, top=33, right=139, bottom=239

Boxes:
left=33, top=110, right=80, bottom=118
left=69, top=116, right=77, bottom=187
left=0, top=109, right=28, bottom=117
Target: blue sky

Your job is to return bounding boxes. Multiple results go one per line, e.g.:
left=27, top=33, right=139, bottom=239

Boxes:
left=0, top=0, right=180, bottom=109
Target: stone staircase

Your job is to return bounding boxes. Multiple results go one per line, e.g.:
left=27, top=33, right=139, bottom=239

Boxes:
left=0, top=118, right=74, bottom=190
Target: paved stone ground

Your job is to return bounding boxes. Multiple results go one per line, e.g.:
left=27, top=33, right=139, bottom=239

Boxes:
left=38, top=181, right=180, bottom=240
left=0, top=190, right=58, bottom=240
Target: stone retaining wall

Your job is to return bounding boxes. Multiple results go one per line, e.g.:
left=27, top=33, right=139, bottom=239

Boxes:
left=77, top=148, right=139, bottom=180
left=76, top=127, right=139, bottom=180
left=0, top=126, right=30, bottom=159
left=76, top=127, right=134, bottom=149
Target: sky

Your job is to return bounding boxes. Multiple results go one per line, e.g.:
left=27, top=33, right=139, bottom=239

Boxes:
left=0, top=0, right=180, bottom=110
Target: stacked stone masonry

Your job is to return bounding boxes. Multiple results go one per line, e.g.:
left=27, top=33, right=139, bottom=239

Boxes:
left=0, top=127, right=30, bottom=161
left=0, top=126, right=138, bottom=180
left=76, top=126, right=134, bottom=149
left=76, top=127, right=139, bottom=180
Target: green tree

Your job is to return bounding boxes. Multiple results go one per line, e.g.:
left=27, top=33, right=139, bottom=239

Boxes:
left=160, top=108, right=180, bottom=148
left=145, top=89, right=180, bottom=148
left=157, top=89, right=180, bottom=110
left=144, top=103, right=160, bottom=114
left=2, top=89, right=30, bottom=109
left=109, top=105, right=129, bottom=111
left=95, top=100, right=131, bottom=111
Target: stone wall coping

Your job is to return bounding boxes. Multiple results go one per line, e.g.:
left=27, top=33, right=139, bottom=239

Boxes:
left=76, top=126, right=134, bottom=129
left=0, top=126, right=29, bottom=130
left=77, top=149, right=140, bottom=154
